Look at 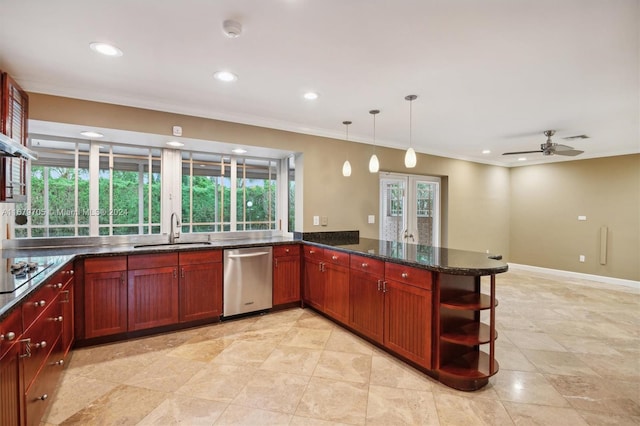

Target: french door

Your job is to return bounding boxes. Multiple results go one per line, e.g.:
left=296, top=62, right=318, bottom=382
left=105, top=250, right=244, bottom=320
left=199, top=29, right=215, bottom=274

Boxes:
left=379, top=173, right=440, bottom=246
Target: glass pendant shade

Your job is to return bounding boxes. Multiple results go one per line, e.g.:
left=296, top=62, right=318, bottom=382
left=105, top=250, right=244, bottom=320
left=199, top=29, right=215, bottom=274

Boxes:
left=404, top=147, right=417, bottom=168
left=369, top=154, right=379, bottom=173
left=342, top=160, right=352, bottom=177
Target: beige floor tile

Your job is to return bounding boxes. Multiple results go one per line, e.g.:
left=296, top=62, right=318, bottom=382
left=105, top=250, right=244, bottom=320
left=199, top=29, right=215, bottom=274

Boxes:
left=577, top=410, right=640, bottom=426
left=279, top=326, right=332, bottom=349
left=166, top=334, right=232, bottom=362
left=492, top=370, right=570, bottom=407
left=211, top=339, right=278, bottom=366
left=502, top=401, right=589, bottom=425
left=124, top=354, right=207, bottom=392
left=433, top=392, right=513, bottom=425
left=289, top=416, right=351, bottom=425
left=324, top=328, right=375, bottom=355
left=294, top=311, right=337, bottom=330
left=136, top=395, right=228, bottom=425
left=502, top=330, right=567, bottom=352
left=295, top=377, right=368, bottom=425
left=175, top=364, right=258, bottom=403
left=369, top=353, right=434, bottom=391
left=214, top=404, right=292, bottom=425
left=366, top=384, right=439, bottom=425
left=573, top=352, right=640, bottom=381
left=260, top=345, right=322, bottom=376
left=520, top=349, right=599, bottom=376
left=231, top=369, right=309, bottom=413
left=312, top=350, right=372, bottom=384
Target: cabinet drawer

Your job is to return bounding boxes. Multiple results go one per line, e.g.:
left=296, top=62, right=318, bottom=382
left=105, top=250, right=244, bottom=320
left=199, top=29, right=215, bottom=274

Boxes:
left=179, top=250, right=222, bottom=264
left=385, top=262, right=432, bottom=290
left=324, top=249, right=350, bottom=267
left=350, top=254, right=384, bottom=276
left=22, top=283, right=58, bottom=327
left=22, top=300, right=63, bottom=388
left=128, top=252, right=178, bottom=270
left=84, top=256, right=127, bottom=274
left=24, top=336, right=64, bottom=426
left=0, top=308, right=22, bottom=358
left=303, top=245, right=324, bottom=260
left=47, top=262, right=75, bottom=290
left=273, top=244, right=300, bottom=258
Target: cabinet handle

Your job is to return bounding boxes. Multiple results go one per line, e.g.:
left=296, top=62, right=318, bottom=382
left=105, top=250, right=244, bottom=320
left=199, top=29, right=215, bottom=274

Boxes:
left=274, top=258, right=278, bottom=268
left=285, top=248, right=290, bottom=253
left=383, top=281, right=388, bottom=293
left=181, top=268, right=185, bottom=278
left=39, top=394, right=48, bottom=401
left=309, top=250, right=315, bottom=254
left=332, top=255, right=338, bottom=261
left=61, top=290, right=70, bottom=303
left=0, top=331, right=16, bottom=341
left=55, top=359, right=64, bottom=366
left=361, top=263, right=368, bottom=268
left=121, top=272, right=126, bottom=284
left=377, top=280, right=382, bottom=291
left=34, top=341, right=47, bottom=349
left=34, top=300, right=46, bottom=308
left=401, top=272, right=408, bottom=278
left=19, top=338, right=31, bottom=358
left=52, top=282, right=63, bottom=289
left=52, top=316, right=63, bottom=322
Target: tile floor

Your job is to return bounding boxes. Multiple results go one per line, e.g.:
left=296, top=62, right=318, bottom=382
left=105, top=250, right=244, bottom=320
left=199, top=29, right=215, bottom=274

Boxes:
left=42, top=269, right=639, bottom=425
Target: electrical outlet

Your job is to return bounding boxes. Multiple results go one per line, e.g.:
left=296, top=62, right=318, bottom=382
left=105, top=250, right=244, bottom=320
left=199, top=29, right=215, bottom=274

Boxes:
left=313, top=216, right=320, bottom=226
left=578, top=215, right=587, bottom=221
left=321, top=216, right=328, bottom=226
left=172, top=125, right=182, bottom=137
left=579, top=255, right=585, bottom=262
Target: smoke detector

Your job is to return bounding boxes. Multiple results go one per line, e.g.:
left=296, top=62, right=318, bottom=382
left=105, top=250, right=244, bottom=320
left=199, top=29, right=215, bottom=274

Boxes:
left=223, top=20, right=242, bottom=38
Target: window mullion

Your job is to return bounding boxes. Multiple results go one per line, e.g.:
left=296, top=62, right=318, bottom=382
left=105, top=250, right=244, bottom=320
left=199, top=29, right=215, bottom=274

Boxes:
left=89, top=142, right=100, bottom=236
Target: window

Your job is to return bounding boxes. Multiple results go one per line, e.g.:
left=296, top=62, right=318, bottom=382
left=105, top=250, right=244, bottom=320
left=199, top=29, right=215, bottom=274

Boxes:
left=14, top=134, right=290, bottom=240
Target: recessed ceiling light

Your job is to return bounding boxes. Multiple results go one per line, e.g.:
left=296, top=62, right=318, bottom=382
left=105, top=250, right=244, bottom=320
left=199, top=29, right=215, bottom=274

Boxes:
left=517, top=157, right=527, bottom=161
left=80, top=131, right=104, bottom=138
left=166, top=141, right=184, bottom=147
left=482, top=149, right=491, bottom=154
left=232, top=148, right=247, bottom=154
left=213, top=71, right=238, bottom=82
left=89, top=42, right=123, bottom=57
left=303, top=92, right=319, bottom=100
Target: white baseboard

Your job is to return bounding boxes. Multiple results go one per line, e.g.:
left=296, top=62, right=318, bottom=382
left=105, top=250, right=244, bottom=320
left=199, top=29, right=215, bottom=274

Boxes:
left=507, top=263, right=640, bottom=290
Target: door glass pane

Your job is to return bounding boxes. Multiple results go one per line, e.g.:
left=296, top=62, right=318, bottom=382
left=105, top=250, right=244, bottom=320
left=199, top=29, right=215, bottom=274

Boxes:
left=380, top=178, right=405, bottom=241
left=415, top=181, right=436, bottom=245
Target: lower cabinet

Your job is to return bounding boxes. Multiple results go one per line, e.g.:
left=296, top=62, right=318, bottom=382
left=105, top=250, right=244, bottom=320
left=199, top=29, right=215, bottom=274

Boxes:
left=303, top=246, right=325, bottom=310
left=84, top=257, right=128, bottom=339
left=128, top=253, right=179, bottom=331
left=179, top=250, right=223, bottom=322
left=0, top=309, right=23, bottom=426
left=348, top=255, right=385, bottom=344
left=24, top=337, right=64, bottom=426
left=272, top=244, right=301, bottom=305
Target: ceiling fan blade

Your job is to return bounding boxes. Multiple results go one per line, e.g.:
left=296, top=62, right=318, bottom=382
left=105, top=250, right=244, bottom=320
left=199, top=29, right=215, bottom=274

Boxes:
left=553, top=143, right=576, bottom=151
left=502, top=150, right=543, bottom=155
left=554, top=149, right=584, bottom=156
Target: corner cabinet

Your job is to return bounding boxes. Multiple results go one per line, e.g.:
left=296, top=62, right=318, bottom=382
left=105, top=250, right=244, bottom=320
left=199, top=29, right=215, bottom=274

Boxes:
left=273, top=244, right=301, bottom=306
left=435, top=274, right=499, bottom=391
left=0, top=71, right=29, bottom=202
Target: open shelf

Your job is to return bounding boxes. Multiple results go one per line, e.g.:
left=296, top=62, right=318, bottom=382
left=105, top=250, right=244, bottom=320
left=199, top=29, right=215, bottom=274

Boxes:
left=439, top=350, right=499, bottom=380
left=441, top=292, right=497, bottom=310
left=440, top=321, right=496, bottom=345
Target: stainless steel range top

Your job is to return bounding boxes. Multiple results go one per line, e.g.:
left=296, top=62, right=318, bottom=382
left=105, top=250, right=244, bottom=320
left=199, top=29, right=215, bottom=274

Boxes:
left=0, top=258, right=53, bottom=294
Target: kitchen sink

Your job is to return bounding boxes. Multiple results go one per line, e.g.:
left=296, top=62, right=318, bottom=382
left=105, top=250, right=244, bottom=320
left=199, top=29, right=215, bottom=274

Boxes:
left=133, top=241, right=213, bottom=249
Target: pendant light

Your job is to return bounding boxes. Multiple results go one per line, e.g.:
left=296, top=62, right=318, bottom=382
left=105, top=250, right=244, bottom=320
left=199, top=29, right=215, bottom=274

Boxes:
left=341, top=121, right=352, bottom=177
left=369, top=109, right=380, bottom=173
left=404, top=94, right=417, bottom=168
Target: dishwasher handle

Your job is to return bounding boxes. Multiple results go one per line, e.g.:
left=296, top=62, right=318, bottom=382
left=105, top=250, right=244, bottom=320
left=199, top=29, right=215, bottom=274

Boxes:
left=227, top=251, right=271, bottom=259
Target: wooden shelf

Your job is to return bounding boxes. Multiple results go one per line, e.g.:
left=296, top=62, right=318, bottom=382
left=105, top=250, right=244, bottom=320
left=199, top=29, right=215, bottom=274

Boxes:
left=440, top=322, right=496, bottom=345
left=441, top=292, right=497, bottom=310
left=439, top=351, right=499, bottom=380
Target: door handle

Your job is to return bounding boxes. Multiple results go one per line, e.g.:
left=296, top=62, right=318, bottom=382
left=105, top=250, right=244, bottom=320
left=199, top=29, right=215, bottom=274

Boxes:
left=228, top=252, right=270, bottom=258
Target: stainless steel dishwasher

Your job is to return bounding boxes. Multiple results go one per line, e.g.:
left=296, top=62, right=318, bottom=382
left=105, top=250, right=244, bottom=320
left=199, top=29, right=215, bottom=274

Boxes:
left=223, top=246, right=273, bottom=317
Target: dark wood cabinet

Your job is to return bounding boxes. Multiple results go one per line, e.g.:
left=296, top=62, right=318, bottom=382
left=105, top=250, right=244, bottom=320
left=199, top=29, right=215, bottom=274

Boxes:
left=272, top=244, right=301, bottom=305
left=178, top=250, right=222, bottom=323
left=322, top=249, right=350, bottom=324
left=348, top=255, right=385, bottom=344
left=0, top=71, right=29, bottom=202
left=83, top=257, right=128, bottom=339
left=128, top=253, right=179, bottom=331
left=303, top=246, right=325, bottom=310
left=0, top=308, right=23, bottom=426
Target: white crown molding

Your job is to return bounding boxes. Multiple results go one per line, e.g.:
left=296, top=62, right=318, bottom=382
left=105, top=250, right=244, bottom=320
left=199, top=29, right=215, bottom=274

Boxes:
left=508, top=263, right=640, bottom=291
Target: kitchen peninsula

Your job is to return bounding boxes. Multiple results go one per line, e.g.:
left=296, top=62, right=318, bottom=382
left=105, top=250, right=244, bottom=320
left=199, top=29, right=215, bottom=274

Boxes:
left=0, top=236, right=507, bottom=425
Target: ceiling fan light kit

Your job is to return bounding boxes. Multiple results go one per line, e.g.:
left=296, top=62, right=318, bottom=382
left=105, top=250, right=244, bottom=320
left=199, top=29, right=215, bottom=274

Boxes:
left=502, top=129, right=585, bottom=158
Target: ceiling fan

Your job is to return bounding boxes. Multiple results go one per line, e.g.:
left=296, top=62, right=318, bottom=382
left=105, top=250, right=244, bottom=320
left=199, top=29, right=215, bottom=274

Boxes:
left=502, top=130, right=584, bottom=157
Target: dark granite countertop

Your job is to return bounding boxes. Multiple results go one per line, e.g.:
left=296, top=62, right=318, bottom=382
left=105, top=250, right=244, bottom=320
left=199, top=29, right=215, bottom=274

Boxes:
left=304, top=238, right=508, bottom=276
left=0, top=235, right=508, bottom=319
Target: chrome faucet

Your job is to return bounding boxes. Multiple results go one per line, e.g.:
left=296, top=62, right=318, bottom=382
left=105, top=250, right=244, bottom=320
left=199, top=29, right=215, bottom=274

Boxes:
left=169, top=212, right=180, bottom=244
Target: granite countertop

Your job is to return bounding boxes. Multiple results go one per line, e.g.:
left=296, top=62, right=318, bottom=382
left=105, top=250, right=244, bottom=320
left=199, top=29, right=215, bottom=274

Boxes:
left=0, top=235, right=508, bottom=319
left=306, top=238, right=508, bottom=276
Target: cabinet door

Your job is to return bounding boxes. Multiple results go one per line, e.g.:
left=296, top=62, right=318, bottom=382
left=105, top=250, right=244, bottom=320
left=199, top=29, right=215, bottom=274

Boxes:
left=0, top=72, right=29, bottom=202
left=0, top=340, right=23, bottom=426
left=384, top=279, right=432, bottom=368
left=303, top=258, right=324, bottom=310
left=128, top=266, right=179, bottom=331
left=349, top=269, right=384, bottom=344
left=323, top=263, right=350, bottom=324
left=84, top=270, right=128, bottom=338
left=273, top=255, right=301, bottom=305
left=179, top=262, right=222, bottom=323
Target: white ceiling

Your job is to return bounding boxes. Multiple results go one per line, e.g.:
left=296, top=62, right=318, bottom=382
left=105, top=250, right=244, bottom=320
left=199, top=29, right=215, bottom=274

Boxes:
left=1, top=0, right=638, bottom=167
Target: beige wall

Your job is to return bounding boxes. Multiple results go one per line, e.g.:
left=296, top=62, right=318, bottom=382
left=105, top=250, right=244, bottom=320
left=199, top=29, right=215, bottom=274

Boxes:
left=509, top=154, right=640, bottom=281
left=23, top=94, right=640, bottom=280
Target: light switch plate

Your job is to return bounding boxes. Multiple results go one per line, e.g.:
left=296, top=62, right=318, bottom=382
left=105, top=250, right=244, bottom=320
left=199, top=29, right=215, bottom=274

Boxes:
left=172, top=126, right=182, bottom=137
left=368, top=215, right=375, bottom=224
left=578, top=215, right=587, bottom=221
left=313, top=216, right=320, bottom=226
left=321, top=216, right=328, bottom=226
